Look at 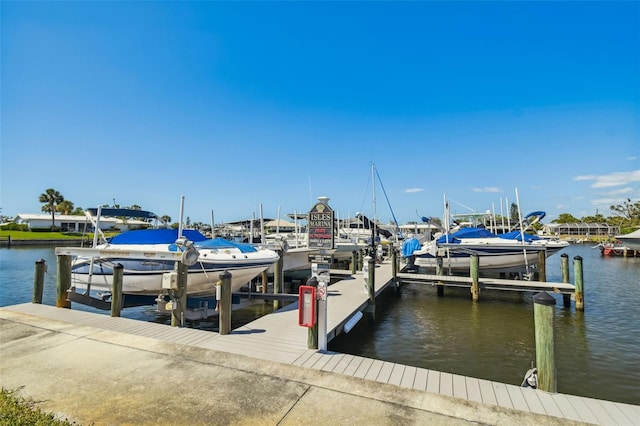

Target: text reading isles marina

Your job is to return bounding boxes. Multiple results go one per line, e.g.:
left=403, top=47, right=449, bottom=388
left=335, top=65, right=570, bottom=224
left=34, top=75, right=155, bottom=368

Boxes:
left=309, top=213, right=332, bottom=228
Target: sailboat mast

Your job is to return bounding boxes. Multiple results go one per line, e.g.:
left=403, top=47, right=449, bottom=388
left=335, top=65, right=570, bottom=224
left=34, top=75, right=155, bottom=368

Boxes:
left=372, top=162, right=377, bottom=247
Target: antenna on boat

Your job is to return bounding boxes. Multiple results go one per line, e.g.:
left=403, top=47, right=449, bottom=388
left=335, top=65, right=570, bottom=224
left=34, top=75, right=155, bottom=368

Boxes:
left=514, top=188, right=531, bottom=277
left=178, top=195, right=185, bottom=239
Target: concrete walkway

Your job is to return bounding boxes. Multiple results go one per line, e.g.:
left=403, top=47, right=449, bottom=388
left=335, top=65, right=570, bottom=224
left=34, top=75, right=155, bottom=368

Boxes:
left=0, top=306, right=597, bottom=426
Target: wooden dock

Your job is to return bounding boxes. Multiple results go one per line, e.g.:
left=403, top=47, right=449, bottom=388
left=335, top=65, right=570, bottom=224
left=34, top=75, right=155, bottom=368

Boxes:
left=1, top=259, right=637, bottom=425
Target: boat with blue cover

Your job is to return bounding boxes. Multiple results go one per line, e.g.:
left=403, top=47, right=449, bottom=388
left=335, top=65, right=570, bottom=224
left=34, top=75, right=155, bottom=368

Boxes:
left=71, top=209, right=279, bottom=297
left=411, top=226, right=569, bottom=272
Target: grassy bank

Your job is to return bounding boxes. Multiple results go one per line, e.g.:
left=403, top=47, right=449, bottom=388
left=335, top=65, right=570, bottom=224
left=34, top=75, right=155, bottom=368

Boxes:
left=0, top=231, right=91, bottom=240
left=0, top=387, right=77, bottom=425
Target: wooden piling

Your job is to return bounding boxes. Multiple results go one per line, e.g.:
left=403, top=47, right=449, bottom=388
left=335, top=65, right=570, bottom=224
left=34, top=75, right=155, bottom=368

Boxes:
left=391, top=248, right=399, bottom=291
left=573, top=255, right=584, bottom=311
left=366, top=255, right=376, bottom=320
left=33, top=259, right=46, bottom=304
left=537, top=250, right=547, bottom=282
left=470, top=254, right=479, bottom=301
left=273, top=249, right=284, bottom=310
left=111, top=263, right=123, bottom=317
left=436, top=256, right=444, bottom=297
left=219, top=270, right=232, bottom=335
left=261, top=270, right=267, bottom=293
left=533, top=292, right=557, bottom=393
left=351, top=250, right=357, bottom=274
left=56, top=255, right=71, bottom=309
left=560, top=254, right=571, bottom=308
left=171, top=262, right=188, bottom=327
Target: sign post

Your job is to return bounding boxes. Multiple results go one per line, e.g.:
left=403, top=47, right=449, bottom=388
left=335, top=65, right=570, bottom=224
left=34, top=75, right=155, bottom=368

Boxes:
left=308, top=196, right=335, bottom=351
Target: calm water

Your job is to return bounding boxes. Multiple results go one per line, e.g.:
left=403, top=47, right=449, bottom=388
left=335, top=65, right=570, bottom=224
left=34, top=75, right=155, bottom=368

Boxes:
left=1, top=244, right=639, bottom=405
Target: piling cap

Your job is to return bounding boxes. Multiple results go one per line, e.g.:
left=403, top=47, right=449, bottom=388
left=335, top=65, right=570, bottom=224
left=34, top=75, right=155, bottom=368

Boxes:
left=533, top=292, right=556, bottom=306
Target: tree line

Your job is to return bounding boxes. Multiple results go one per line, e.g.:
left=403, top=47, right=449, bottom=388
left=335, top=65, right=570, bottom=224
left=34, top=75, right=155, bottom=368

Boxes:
left=5, top=188, right=640, bottom=233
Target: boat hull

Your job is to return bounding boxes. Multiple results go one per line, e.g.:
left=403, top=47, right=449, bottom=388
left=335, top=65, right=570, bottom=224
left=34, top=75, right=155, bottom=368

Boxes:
left=414, top=243, right=568, bottom=271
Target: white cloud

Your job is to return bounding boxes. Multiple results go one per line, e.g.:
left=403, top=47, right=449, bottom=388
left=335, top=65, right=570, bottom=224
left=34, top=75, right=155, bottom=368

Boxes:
left=626, top=156, right=637, bottom=161
left=405, top=188, right=424, bottom=193
left=472, top=187, right=502, bottom=193
left=573, top=170, right=640, bottom=188
left=607, top=187, right=633, bottom=196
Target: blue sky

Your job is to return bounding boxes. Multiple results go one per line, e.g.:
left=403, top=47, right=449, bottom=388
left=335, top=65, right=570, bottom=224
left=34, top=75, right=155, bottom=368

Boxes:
left=2, top=1, right=639, bottom=225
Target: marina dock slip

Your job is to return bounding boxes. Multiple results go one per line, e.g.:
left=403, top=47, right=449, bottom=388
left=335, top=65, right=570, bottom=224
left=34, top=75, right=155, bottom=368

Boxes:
left=1, top=259, right=638, bottom=425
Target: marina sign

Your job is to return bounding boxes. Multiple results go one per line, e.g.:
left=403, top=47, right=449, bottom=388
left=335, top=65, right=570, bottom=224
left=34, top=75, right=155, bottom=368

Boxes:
left=308, top=197, right=334, bottom=249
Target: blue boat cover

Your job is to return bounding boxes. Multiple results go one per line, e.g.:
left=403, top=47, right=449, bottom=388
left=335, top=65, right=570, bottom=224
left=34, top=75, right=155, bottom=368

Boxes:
left=194, top=237, right=258, bottom=253
left=87, top=208, right=160, bottom=219
left=498, top=230, right=541, bottom=242
left=110, top=229, right=208, bottom=245
left=436, top=228, right=497, bottom=244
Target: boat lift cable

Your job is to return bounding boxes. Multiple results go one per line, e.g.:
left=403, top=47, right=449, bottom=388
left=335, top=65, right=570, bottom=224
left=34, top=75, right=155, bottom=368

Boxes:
left=374, top=166, right=403, bottom=239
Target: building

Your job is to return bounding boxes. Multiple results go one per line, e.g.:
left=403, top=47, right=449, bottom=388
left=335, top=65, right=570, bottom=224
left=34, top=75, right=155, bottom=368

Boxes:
left=542, top=222, right=620, bottom=238
left=12, top=213, right=150, bottom=232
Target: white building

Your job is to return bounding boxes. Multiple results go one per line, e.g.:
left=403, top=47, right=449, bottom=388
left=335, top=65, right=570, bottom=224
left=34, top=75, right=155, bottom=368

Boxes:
left=13, top=214, right=150, bottom=232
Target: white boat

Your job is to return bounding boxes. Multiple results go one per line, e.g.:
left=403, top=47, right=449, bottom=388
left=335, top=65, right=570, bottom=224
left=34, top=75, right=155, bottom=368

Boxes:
left=412, top=227, right=569, bottom=272
left=71, top=208, right=279, bottom=297
left=614, top=229, right=640, bottom=251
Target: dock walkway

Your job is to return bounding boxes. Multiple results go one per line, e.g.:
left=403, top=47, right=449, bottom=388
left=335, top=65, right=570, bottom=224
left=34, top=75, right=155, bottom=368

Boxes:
left=1, top=259, right=638, bottom=425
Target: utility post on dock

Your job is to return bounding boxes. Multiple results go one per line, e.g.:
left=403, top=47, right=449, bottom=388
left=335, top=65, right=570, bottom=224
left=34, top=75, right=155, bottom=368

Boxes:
left=273, top=248, right=284, bottom=310
left=171, top=262, right=188, bottom=327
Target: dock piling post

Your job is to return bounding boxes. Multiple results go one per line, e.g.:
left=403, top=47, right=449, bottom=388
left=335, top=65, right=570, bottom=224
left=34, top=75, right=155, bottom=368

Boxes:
left=436, top=256, right=444, bottom=297
left=573, top=256, right=584, bottom=311
left=33, top=259, right=46, bottom=304
left=533, top=292, right=557, bottom=393
left=351, top=250, right=357, bottom=274
left=537, top=250, right=547, bottom=282
left=391, top=248, right=399, bottom=291
left=365, top=255, right=376, bottom=320
left=560, top=254, right=571, bottom=307
left=56, top=255, right=72, bottom=309
left=273, top=249, right=284, bottom=310
left=261, top=270, right=267, bottom=294
left=219, top=271, right=232, bottom=335
left=111, top=263, right=123, bottom=317
left=470, top=254, right=479, bottom=301
left=171, top=262, right=188, bottom=327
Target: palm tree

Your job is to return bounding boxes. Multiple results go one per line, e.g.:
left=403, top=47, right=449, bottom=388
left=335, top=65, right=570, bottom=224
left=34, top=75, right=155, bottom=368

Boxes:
left=39, top=188, right=65, bottom=231
left=56, top=200, right=75, bottom=215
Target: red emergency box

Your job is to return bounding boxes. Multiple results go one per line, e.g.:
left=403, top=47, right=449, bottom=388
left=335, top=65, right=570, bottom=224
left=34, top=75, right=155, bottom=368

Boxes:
left=298, top=285, right=316, bottom=327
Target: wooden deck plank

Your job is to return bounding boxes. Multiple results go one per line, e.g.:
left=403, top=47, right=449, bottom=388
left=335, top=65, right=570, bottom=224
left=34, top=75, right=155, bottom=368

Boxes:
left=364, top=359, right=385, bottom=381
left=477, top=379, right=497, bottom=406
left=353, top=357, right=374, bottom=379
left=439, top=372, right=454, bottom=397
left=400, top=365, right=417, bottom=389
left=320, top=353, right=345, bottom=372
left=551, top=393, right=584, bottom=422
left=534, top=391, right=564, bottom=418
left=388, top=363, right=406, bottom=386
left=413, top=368, right=429, bottom=391
left=376, top=361, right=395, bottom=384
left=452, top=374, right=467, bottom=399
left=425, top=370, right=440, bottom=394
left=563, top=394, right=600, bottom=424
left=465, top=377, right=482, bottom=403
left=505, top=384, right=529, bottom=411
left=492, top=382, right=513, bottom=408
left=342, top=356, right=364, bottom=376
left=520, top=387, right=546, bottom=415
left=586, top=398, right=623, bottom=426
left=331, top=354, right=356, bottom=374
left=610, top=401, right=640, bottom=425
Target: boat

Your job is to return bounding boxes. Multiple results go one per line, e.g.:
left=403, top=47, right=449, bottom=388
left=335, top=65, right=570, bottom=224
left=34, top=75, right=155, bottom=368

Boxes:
left=70, top=208, right=279, bottom=298
left=614, top=229, right=640, bottom=251
left=597, top=241, right=637, bottom=257
left=412, top=226, right=569, bottom=272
